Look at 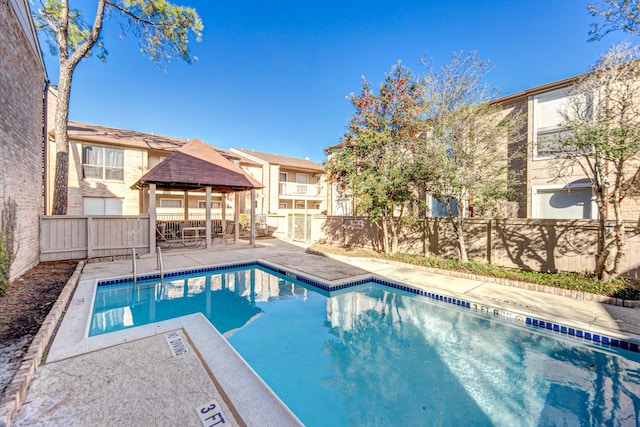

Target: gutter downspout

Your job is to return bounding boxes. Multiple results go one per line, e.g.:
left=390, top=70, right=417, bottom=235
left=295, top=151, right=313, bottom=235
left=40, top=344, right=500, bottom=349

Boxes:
left=42, top=80, right=50, bottom=215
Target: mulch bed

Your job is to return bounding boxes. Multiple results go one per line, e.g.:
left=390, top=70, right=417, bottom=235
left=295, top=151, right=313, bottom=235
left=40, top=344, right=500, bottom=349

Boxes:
left=0, top=260, right=78, bottom=397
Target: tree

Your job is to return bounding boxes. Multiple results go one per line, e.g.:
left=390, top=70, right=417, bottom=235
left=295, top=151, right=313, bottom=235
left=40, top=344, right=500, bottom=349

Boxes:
left=34, top=0, right=203, bottom=214
left=588, top=0, right=640, bottom=40
left=556, top=43, right=640, bottom=281
left=415, top=51, right=525, bottom=263
left=325, top=63, right=425, bottom=254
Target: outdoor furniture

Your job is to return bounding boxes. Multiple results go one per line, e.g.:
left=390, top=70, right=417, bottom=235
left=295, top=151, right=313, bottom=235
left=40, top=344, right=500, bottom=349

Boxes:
left=181, top=226, right=205, bottom=239
left=256, top=214, right=268, bottom=237
left=156, top=223, right=181, bottom=248
left=157, top=222, right=202, bottom=248
left=217, top=222, right=235, bottom=245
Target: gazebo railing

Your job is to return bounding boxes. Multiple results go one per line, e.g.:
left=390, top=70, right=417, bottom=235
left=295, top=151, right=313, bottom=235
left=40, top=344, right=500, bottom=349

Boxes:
left=157, top=214, right=235, bottom=238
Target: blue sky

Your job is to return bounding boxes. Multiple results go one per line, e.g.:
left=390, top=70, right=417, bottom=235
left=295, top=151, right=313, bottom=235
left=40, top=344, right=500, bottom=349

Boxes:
left=40, top=0, right=631, bottom=163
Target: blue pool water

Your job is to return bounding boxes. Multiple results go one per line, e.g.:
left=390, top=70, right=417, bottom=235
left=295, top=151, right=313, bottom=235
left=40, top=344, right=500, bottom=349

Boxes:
left=90, top=265, right=640, bottom=426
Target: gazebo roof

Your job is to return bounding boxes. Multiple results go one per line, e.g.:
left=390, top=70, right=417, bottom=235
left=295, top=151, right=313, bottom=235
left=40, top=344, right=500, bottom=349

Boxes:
left=132, top=138, right=263, bottom=192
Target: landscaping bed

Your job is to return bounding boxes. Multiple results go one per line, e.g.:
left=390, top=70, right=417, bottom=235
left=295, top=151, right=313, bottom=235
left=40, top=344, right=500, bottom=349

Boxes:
left=0, top=261, right=78, bottom=397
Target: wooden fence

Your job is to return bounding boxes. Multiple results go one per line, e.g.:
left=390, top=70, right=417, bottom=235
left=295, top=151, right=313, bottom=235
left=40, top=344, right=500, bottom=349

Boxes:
left=40, top=215, right=150, bottom=261
left=316, top=216, right=640, bottom=281
left=39, top=214, right=640, bottom=280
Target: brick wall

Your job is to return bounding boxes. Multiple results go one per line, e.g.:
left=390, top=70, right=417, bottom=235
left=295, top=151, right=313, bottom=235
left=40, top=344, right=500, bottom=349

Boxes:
left=0, top=1, right=46, bottom=279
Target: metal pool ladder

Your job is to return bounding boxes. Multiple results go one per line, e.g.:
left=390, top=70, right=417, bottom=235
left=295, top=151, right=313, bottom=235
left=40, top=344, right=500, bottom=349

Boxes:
left=156, top=247, right=164, bottom=279
left=132, top=247, right=164, bottom=285
left=131, top=248, right=138, bottom=284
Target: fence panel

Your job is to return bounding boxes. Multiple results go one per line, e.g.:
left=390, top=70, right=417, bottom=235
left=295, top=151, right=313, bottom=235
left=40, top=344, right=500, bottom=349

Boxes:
left=318, top=216, right=640, bottom=280
left=40, top=216, right=88, bottom=261
left=40, top=215, right=150, bottom=261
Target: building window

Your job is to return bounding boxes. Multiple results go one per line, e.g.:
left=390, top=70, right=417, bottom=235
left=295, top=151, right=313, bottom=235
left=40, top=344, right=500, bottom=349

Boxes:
left=83, top=197, right=123, bottom=215
left=532, top=186, right=593, bottom=219
left=279, top=172, right=288, bottom=194
left=279, top=202, right=287, bottom=209
left=160, top=198, right=183, bottom=208
left=296, top=173, right=308, bottom=194
left=82, top=145, right=124, bottom=181
left=533, top=88, right=571, bottom=159
left=430, top=196, right=457, bottom=217
left=197, top=201, right=221, bottom=209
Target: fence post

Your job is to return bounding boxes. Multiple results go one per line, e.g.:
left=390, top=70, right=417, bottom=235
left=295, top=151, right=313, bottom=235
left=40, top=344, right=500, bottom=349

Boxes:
left=86, top=216, right=93, bottom=259
left=149, top=184, right=157, bottom=254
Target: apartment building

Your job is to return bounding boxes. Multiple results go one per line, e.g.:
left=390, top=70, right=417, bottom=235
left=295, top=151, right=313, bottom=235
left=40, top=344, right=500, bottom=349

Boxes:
left=498, top=73, right=640, bottom=221
left=43, top=92, right=326, bottom=221
left=1, top=0, right=47, bottom=278
left=43, top=116, right=221, bottom=217
left=229, top=148, right=326, bottom=216
left=326, top=71, right=640, bottom=222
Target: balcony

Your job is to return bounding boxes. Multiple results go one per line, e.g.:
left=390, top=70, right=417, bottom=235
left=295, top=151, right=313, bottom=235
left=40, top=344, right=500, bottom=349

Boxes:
left=278, top=182, right=323, bottom=199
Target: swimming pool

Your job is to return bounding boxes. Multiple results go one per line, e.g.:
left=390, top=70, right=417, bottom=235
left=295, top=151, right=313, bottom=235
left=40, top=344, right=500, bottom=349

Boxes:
left=90, top=263, right=640, bottom=426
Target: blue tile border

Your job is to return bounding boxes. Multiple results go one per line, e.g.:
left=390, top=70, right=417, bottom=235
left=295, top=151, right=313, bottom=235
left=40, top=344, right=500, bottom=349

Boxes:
left=96, top=261, right=640, bottom=354
left=525, top=315, right=640, bottom=352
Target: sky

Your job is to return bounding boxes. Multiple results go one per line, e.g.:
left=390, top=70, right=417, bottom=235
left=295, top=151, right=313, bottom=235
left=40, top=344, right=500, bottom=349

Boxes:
left=39, top=0, right=632, bottom=164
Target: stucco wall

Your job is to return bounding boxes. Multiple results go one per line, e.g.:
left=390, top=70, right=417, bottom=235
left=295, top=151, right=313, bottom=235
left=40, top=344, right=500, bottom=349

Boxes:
left=0, top=0, right=46, bottom=279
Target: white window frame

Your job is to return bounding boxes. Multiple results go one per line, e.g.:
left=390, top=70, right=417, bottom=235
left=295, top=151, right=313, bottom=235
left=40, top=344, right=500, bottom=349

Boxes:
left=279, top=172, right=288, bottom=194
left=531, top=184, right=596, bottom=219
left=532, top=88, right=570, bottom=160
left=159, top=198, right=183, bottom=208
left=82, top=145, right=125, bottom=181
left=198, top=200, right=221, bottom=209
left=295, top=173, right=309, bottom=195
left=83, top=197, right=124, bottom=215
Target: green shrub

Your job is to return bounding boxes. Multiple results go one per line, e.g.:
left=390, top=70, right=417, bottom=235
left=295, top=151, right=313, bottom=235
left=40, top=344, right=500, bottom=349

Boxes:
left=239, top=213, right=250, bottom=231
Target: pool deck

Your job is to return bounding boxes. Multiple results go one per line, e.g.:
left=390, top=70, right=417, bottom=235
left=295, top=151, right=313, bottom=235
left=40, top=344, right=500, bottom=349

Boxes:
left=11, top=239, right=640, bottom=426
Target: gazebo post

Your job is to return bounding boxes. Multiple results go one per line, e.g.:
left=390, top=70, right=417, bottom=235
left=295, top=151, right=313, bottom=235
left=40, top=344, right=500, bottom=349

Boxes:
left=250, top=188, right=256, bottom=246
left=183, top=190, right=189, bottom=222
left=234, top=192, right=240, bottom=244
left=149, top=183, right=157, bottom=254
left=221, top=192, right=226, bottom=233
left=205, top=186, right=212, bottom=248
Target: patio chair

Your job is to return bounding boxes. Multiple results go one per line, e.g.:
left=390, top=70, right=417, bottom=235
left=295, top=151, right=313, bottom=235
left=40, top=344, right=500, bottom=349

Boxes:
left=218, top=222, right=235, bottom=245
left=156, top=223, right=181, bottom=248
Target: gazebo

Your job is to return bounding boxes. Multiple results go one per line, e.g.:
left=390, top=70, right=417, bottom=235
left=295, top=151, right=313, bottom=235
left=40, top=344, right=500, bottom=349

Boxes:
left=132, top=139, right=264, bottom=252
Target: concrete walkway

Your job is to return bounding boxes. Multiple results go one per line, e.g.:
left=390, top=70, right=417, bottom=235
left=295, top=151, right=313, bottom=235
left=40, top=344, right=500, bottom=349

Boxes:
left=12, top=239, right=640, bottom=426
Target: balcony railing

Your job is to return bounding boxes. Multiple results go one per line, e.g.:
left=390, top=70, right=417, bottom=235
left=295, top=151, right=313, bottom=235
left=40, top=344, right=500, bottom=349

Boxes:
left=279, top=182, right=322, bottom=197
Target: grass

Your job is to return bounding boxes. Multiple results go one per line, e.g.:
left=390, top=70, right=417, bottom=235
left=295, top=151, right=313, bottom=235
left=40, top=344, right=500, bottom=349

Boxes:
left=310, top=243, right=640, bottom=300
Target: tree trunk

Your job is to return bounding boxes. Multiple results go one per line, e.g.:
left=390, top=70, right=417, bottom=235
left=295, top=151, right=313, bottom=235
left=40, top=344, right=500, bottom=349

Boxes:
left=380, top=216, right=390, bottom=254
left=388, top=215, right=398, bottom=255
left=593, top=192, right=609, bottom=280
left=448, top=212, right=468, bottom=263
left=51, top=65, right=74, bottom=215
left=610, top=187, right=626, bottom=278
left=456, top=214, right=468, bottom=263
